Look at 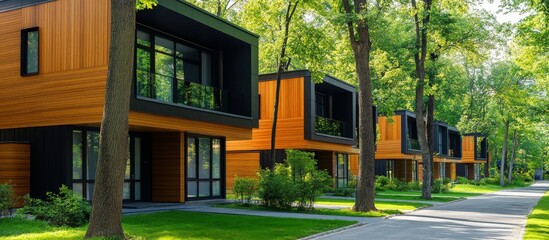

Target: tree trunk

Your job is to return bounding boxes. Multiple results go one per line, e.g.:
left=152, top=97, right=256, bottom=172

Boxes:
left=500, top=119, right=509, bottom=186
left=341, top=0, right=376, bottom=212
left=411, top=0, right=433, bottom=199
left=85, top=0, right=136, bottom=238
left=426, top=95, right=435, bottom=184
left=508, top=129, right=517, bottom=183
left=270, top=1, right=299, bottom=168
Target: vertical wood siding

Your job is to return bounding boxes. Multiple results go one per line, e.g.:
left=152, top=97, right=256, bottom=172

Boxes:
left=0, top=143, right=30, bottom=207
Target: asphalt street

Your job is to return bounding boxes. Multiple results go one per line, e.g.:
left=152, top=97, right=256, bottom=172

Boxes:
left=312, top=181, right=549, bottom=240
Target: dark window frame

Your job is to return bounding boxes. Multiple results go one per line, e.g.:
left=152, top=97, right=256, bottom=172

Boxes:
left=334, top=153, right=349, bottom=188
left=135, top=27, right=219, bottom=104
left=184, top=132, right=226, bottom=201
left=71, top=129, right=143, bottom=201
left=21, top=27, right=39, bottom=76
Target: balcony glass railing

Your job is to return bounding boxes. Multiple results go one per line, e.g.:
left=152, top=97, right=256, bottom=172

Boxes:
left=407, top=138, right=421, bottom=151
left=136, top=71, right=228, bottom=112
left=315, top=116, right=347, bottom=137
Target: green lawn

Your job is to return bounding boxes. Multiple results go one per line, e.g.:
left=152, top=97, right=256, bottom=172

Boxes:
left=524, top=190, right=549, bottom=240
left=374, top=182, right=532, bottom=201
left=217, top=202, right=404, bottom=217
left=0, top=211, right=354, bottom=240
left=316, top=198, right=430, bottom=210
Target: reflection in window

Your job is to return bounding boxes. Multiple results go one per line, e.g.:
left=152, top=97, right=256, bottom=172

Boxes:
left=335, top=153, right=349, bottom=188
left=186, top=136, right=223, bottom=199
left=21, top=27, right=39, bottom=75
left=135, top=29, right=225, bottom=111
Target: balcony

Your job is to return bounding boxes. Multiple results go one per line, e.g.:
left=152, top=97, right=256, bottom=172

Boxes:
left=137, top=71, right=232, bottom=113
left=315, top=116, right=347, bottom=137
left=407, top=138, right=421, bottom=151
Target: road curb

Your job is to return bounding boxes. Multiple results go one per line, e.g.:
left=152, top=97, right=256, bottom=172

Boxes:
left=298, top=222, right=368, bottom=240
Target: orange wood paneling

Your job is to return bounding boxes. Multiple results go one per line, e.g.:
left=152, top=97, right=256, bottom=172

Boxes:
left=0, top=143, right=30, bottom=207
left=418, top=162, right=424, bottom=182
left=462, top=136, right=475, bottom=163
left=449, top=163, right=456, bottom=180
left=350, top=154, right=359, bottom=176
left=226, top=152, right=260, bottom=192
left=259, top=77, right=305, bottom=120
left=0, top=0, right=110, bottom=130
left=375, top=115, right=424, bottom=160
left=129, top=112, right=252, bottom=141
left=228, top=76, right=358, bottom=154
left=152, top=132, right=184, bottom=202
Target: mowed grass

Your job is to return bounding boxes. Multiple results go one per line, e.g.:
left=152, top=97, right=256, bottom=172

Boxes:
left=524, top=190, right=549, bottom=240
left=217, top=202, right=403, bottom=217
left=316, top=198, right=430, bottom=210
left=374, top=182, right=532, bottom=201
left=0, top=211, right=354, bottom=240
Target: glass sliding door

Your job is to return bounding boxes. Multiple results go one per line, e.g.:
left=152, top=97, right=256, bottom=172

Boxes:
left=72, top=130, right=143, bottom=201
left=186, top=135, right=224, bottom=200
left=335, top=153, right=349, bottom=188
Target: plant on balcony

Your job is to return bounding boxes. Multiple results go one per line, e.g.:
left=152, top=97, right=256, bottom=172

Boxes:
left=315, top=116, right=342, bottom=137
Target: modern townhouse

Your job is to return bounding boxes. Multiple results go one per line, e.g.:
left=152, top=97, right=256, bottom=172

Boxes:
left=0, top=0, right=258, bottom=203
left=226, top=70, right=378, bottom=189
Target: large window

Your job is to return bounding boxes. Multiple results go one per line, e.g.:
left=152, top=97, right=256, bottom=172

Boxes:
left=72, top=130, right=141, bottom=201
left=186, top=135, right=224, bottom=199
left=136, top=29, right=224, bottom=111
left=412, top=160, right=418, bottom=182
left=335, top=153, right=349, bottom=188
left=21, top=27, right=39, bottom=76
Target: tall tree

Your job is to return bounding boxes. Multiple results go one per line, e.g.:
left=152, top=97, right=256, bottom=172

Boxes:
left=410, top=0, right=434, bottom=199
left=500, top=119, right=510, bottom=186
left=85, top=0, right=156, bottom=238
left=340, top=0, right=385, bottom=212
left=508, top=129, right=518, bottom=183
left=270, top=0, right=300, bottom=166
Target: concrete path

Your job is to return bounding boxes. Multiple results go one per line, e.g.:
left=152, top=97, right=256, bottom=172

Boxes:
left=321, top=195, right=445, bottom=206
left=179, top=205, right=383, bottom=223
left=310, top=181, right=549, bottom=240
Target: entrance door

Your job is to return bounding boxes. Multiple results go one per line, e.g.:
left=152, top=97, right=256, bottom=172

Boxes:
left=72, top=130, right=144, bottom=201
left=186, top=135, right=224, bottom=200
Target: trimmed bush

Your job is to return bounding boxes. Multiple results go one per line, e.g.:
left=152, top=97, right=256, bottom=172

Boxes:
left=431, top=179, right=450, bottom=193
left=333, top=188, right=355, bottom=197
left=0, top=183, right=18, bottom=217
left=386, top=178, right=408, bottom=191
left=257, top=166, right=297, bottom=209
left=257, top=150, right=332, bottom=211
left=375, top=176, right=390, bottom=187
left=18, top=185, right=90, bottom=227
left=233, top=176, right=258, bottom=205
left=407, top=181, right=422, bottom=191
left=455, top=176, right=470, bottom=184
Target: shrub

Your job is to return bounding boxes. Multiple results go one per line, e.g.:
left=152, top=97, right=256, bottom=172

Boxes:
left=333, top=188, right=355, bottom=197
left=0, top=183, right=18, bottom=217
left=375, top=176, right=390, bottom=187
left=18, top=185, right=90, bottom=227
left=233, top=176, right=258, bottom=205
left=407, top=181, right=422, bottom=191
left=431, top=179, right=450, bottom=193
left=256, top=150, right=332, bottom=211
left=286, top=149, right=331, bottom=211
left=386, top=178, right=408, bottom=191
left=455, top=176, right=470, bottom=185
left=257, top=166, right=297, bottom=209
left=347, top=175, right=358, bottom=189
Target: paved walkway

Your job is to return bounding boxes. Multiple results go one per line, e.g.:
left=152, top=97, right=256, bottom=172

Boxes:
left=310, top=181, right=549, bottom=240
left=179, top=206, right=383, bottom=223
left=321, top=195, right=446, bottom=206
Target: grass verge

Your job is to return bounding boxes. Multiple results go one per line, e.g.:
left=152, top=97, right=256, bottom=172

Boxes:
left=216, top=202, right=404, bottom=217
left=524, top=190, right=549, bottom=240
left=0, top=211, right=354, bottom=240
left=316, top=198, right=431, bottom=210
